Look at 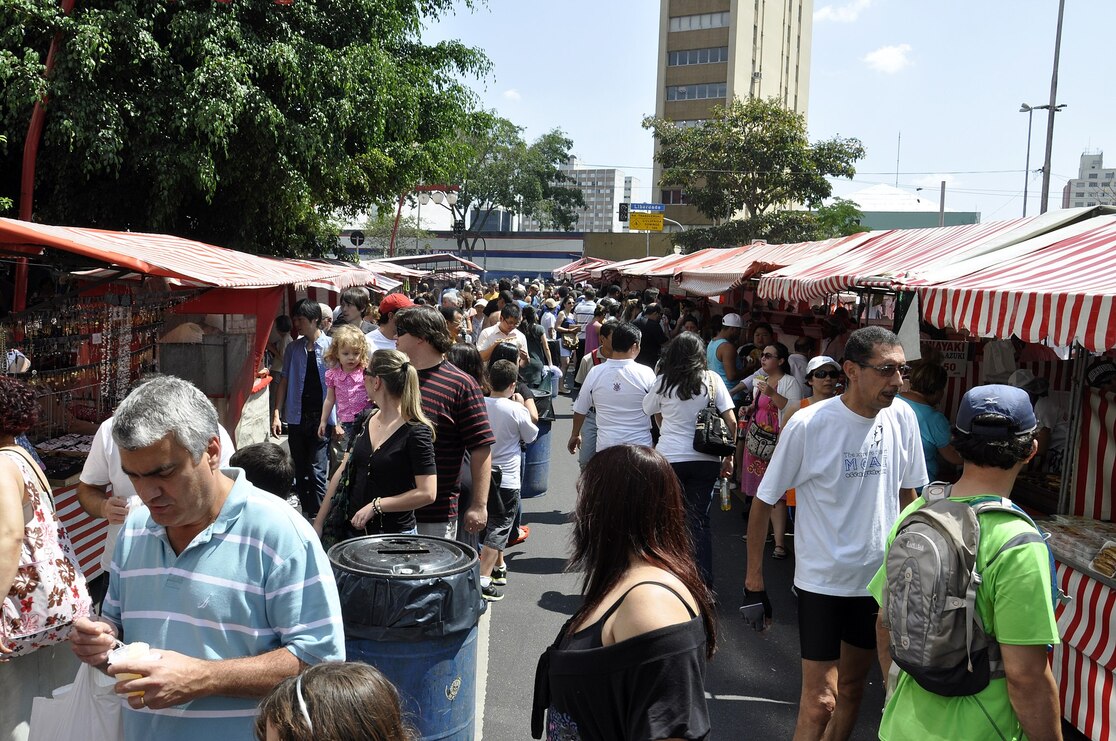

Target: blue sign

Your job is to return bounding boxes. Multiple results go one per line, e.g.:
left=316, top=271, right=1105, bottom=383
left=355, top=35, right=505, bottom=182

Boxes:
left=630, top=202, right=665, bottom=212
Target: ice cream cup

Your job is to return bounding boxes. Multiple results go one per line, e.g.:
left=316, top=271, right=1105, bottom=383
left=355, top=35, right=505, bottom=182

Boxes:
left=108, top=641, right=151, bottom=697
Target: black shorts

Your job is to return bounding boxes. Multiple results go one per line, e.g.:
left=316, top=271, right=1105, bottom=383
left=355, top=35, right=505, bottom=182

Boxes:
left=796, top=588, right=878, bottom=662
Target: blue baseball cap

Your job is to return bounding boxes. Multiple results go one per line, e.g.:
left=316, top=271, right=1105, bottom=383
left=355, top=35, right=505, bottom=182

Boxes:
left=955, top=384, right=1037, bottom=438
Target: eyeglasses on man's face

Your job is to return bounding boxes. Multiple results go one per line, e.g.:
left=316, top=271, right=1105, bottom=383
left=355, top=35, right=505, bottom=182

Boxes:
left=857, top=362, right=911, bottom=378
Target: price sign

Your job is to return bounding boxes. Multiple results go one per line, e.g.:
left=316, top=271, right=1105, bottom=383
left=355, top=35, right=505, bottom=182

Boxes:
left=925, top=340, right=971, bottom=377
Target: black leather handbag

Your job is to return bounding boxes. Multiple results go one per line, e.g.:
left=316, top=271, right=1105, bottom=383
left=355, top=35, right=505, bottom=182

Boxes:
left=693, top=372, right=736, bottom=457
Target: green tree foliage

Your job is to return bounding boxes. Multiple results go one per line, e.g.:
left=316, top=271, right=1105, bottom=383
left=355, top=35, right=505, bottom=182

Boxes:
left=0, top=0, right=488, bottom=256
left=643, top=97, right=865, bottom=245
left=434, top=111, right=584, bottom=259
left=359, top=212, right=431, bottom=258
left=674, top=211, right=821, bottom=252
left=814, top=197, right=870, bottom=238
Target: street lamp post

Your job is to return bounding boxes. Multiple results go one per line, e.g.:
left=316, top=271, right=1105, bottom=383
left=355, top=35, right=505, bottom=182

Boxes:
left=388, top=185, right=459, bottom=257
left=1020, top=102, right=1065, bottom=217
left=1039, top=0, right=1067, bottom=214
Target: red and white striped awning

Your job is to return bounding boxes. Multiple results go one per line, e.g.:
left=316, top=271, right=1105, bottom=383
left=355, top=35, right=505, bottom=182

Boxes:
left=673, top=234, right=876, bottom=296
left=552, top=256, right=610, bottom=278
left=0, top=218, right=374, bottom=290
left=591, top=256, right=659, bottom=280
left=757, top=209, right=1094, bottom=303
left=916, top=215, right=1116, bottom=352
left=360, top=259, right=425, bottom=279
left=624, top=248, right=720, bottom=278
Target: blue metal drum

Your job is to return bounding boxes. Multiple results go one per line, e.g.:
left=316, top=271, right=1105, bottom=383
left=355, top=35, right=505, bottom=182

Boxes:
left=330, top=536, right=485, bottom=741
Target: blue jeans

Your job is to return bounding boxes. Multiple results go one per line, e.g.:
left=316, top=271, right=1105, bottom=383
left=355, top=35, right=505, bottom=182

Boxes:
left=670, top=460, right=720, bottom=590
left=288, top=420, right=328, bottom=517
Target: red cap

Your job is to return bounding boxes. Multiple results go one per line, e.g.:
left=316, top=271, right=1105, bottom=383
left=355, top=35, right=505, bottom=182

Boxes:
left=379, top=293, right=414, bottom=316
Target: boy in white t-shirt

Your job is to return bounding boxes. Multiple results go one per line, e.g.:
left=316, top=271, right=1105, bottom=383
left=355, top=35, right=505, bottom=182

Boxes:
left=479, top=360, right=539, bottom=602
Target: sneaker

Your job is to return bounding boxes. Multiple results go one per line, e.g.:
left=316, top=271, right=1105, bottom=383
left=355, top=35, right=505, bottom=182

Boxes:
left=492, top=565, right=508, bottom=586
left=481, top=582, right=504, bottom=602
left=508, top=525, right=531, bottom=546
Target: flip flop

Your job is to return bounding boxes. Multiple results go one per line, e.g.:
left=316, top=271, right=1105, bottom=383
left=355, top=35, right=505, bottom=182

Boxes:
left=772, top=546, right=788, bottom=560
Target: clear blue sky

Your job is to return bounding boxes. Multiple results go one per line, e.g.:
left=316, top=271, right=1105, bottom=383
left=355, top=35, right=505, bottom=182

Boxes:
left=424, top=0, right=1115, bottom=221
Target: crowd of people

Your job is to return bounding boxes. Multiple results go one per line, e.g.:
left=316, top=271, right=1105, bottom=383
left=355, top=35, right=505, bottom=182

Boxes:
left=6, top=272, right=1115, bottom=741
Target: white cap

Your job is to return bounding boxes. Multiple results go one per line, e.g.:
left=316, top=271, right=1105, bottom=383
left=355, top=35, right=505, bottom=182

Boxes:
left=721, top=312, right=743, bottom=328
left=806, top=355, right=840, bottom=375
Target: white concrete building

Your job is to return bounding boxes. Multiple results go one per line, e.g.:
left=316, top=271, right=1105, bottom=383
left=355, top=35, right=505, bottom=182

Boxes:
left=653, top=0, right=814, bottom=226
left=1062, top=151, right=1116, bottom=208
left=521, top=158, right=637, bottom=233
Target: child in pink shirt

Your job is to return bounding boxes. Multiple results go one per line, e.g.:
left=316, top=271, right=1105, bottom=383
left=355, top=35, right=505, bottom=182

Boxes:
left=319, top=325, right=371, bottom=447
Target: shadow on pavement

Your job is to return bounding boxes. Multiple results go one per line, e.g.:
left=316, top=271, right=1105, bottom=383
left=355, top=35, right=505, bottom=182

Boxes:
left=504, top=555, right=569, bottom=575
left=522, top=510, right=571, bottom=526
left=537, top=590, right=582, bottom=616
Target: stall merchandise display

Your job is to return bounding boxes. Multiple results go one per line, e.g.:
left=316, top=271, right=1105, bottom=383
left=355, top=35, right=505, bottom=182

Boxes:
left=1044, top=515, right=1116, bottom=578
left=2, top=287, right=199, bottom=434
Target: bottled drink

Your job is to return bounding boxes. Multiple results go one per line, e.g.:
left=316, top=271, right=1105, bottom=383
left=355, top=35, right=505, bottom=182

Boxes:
left=718, top=478, right=731, bottom=511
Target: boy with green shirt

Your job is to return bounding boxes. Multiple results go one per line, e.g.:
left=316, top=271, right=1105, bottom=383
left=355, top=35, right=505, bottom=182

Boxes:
left=869, top=384, right=1062, bottom=741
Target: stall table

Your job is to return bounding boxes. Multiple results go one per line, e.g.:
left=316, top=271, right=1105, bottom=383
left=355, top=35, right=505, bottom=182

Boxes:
left=1045, top=516, right=1116, bottom=741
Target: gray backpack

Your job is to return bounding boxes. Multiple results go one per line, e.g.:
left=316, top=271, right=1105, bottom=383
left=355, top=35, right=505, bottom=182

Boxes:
left=880, top=483, right=1049, bottom=697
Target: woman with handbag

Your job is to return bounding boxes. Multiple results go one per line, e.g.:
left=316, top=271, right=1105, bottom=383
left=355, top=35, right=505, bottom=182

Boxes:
left=531, top=445, right=715, bottom=741
left=740, top=342, right=804, bottom=560
left=0, top=376, right=91, bottom=741
left=555, top=297, right=579, bottom=391
left=314, top=350, right=437, bottom=547
left=642, top=332, right=736, bottom=589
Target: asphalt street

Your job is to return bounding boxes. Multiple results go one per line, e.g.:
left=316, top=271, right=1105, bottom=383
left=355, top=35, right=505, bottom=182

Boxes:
left=478, top=392, right=886, bottom=740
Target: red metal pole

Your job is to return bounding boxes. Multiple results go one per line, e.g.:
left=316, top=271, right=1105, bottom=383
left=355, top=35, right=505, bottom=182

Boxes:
left=15, top=0, right=78, bottom=312
left=388, top=192, right=406, bottom=258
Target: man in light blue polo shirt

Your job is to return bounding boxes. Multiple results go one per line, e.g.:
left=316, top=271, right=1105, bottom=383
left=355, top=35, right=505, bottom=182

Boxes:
left=70, top=377, right=344, bottom=741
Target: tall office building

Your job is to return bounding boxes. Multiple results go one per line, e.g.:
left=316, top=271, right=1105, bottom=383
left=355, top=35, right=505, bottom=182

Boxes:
left=520, top=158, right=636, bottom=233
left=1062, top=151, right=1116, bottom=208
left=653, top=0, right=814, bottom=227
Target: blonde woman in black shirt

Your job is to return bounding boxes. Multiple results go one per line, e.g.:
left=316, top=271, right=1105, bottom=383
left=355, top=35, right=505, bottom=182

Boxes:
left=315, top=350, right=437, bottom=544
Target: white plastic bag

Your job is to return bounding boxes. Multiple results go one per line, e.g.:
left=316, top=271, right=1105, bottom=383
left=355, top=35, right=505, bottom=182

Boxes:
left=28, top=662, right=123, bottom=741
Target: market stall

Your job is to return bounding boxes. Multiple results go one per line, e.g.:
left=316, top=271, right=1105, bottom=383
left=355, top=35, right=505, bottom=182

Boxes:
left=0, top=217, right=376, bottom=581
left=894, top=213, right=1116, bottom=741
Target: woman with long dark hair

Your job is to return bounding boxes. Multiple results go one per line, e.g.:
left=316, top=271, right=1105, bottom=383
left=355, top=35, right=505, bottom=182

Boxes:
left=519, top=305, right=552, bottom=389
left=532, top=445, right=715, bottom=741
left=642, top=332, right=736, bottom=588
left=740, top=341, right=804, bottom=559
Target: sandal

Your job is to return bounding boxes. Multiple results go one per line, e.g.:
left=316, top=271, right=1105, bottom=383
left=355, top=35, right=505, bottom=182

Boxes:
left=772, top=546, right=788, bottom=560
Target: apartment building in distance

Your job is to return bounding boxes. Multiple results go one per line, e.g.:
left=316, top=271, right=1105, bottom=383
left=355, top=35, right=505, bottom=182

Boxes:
left=1062, top=151, right=1116, bottom=208
left=520, top=158, right=640, bottom=233
left=653, top=0, right=814, bottom=227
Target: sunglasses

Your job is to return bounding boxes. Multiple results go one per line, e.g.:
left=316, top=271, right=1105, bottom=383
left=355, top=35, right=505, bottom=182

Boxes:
left=810, top=369, right=840, bottom=379
left=857, top=362, right=912, bottom=378
left=760, top=352, right=778, bottom=360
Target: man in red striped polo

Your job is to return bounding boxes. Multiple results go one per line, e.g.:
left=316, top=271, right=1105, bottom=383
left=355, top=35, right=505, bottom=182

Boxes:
left=395, top=306, right=494, bottom=538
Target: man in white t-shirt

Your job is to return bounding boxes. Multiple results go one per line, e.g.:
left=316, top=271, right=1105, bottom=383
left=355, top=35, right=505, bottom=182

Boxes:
left=476, top=303, right=529, bottom=363
left=743, top=326, right=927, bottom=741
left=365, top=293, right=414, bottom=352
left=568, top=323, right=657, bottom=455
left=572, top=288, right=598, bottom=366
left=1007, top=368, right=1071, bottom=474
left=76, top=415, right=235, bottom=607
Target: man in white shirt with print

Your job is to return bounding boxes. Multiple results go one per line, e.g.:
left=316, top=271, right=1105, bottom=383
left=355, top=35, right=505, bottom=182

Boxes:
left=476, top=303, right=529, bottom=363
left=743, top=326, right=927, bottom=741
left=568, top=322, right=656, bottom=455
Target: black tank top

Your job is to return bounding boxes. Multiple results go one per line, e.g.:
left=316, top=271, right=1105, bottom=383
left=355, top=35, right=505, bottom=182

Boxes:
left=561, top=581, right=697, bottom=651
